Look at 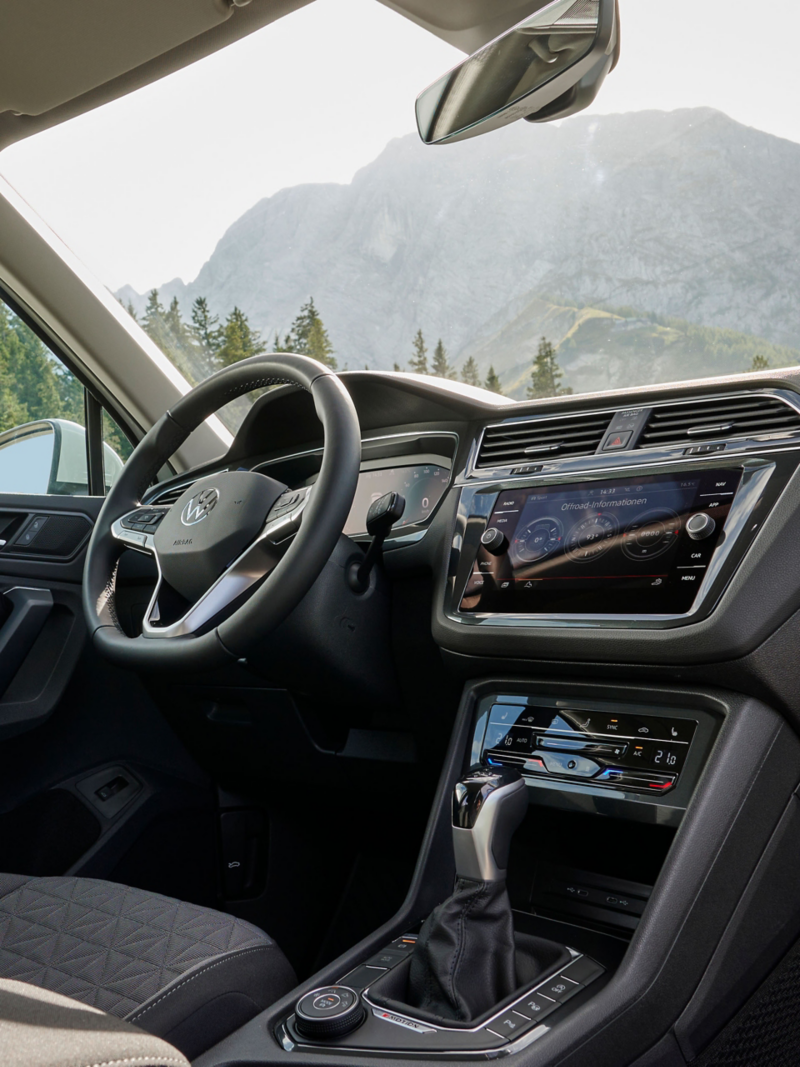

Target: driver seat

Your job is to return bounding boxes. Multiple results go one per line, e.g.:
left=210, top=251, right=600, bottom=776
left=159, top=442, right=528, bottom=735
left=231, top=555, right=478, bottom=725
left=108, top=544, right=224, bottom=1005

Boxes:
left=0, top=872, right=296, bottom=1059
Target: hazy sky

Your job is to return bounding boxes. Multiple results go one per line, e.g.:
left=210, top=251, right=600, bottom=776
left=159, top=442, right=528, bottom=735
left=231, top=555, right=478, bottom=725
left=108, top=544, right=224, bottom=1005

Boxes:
left=2, top=0, right=799, bottom=293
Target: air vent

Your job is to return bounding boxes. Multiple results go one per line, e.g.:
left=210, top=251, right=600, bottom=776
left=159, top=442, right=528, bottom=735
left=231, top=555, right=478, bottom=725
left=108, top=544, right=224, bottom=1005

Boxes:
left=149, top=481, right=194, bottom=506
left=477, top=412, right=612, bottom=468
left=638, top=394, right=800, bottom=450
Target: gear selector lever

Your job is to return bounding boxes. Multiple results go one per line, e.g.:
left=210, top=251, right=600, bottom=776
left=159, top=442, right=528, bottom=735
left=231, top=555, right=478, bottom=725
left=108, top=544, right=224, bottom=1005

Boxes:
left=452, top=764, right=528, bottom=881
left=405, top=764, right=528, bottom=1021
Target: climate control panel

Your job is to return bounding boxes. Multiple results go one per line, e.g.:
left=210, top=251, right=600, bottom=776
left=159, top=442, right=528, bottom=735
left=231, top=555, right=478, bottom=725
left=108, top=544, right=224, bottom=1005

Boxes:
left=468, top=689, right=719, bottom=819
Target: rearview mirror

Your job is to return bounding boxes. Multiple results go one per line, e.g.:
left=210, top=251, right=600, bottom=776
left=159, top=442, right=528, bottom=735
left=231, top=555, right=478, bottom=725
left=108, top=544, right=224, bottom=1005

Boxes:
left=416, top=0, right=619, bottom=145
left=0, top=419, right=124, bottom=495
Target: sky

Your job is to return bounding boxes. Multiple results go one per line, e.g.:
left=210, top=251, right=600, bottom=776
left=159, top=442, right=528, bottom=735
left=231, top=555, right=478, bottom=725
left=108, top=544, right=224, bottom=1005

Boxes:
left=2, top=0, right=799, bottom=294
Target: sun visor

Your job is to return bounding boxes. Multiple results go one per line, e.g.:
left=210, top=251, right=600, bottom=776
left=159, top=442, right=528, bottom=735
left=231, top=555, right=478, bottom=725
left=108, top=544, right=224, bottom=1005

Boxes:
left=0, top=0, right=232, bottom=117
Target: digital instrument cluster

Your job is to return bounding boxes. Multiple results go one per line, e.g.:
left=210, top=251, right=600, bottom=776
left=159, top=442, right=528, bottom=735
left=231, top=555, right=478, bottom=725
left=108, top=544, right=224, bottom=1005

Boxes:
left=343, top=463, right=450, bottom=536
left=461, top=469, right=742, bottom=615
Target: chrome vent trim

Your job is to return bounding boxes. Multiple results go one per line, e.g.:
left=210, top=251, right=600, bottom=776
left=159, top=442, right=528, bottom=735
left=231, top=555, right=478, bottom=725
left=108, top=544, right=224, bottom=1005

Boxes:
left=638, top=393, right=800, bottom=449
left=476, top=412, right=612, bottom=468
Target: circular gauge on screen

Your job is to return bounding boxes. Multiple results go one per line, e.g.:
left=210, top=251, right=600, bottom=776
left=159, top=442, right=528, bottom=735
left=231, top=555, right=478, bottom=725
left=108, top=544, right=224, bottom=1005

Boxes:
left=344, top=464, right=451, bottom=535
left=565, top=512, right=619, bottom=563
left=398, top=465, right=450, bottom=526
left=512, top=516, right=564, bottom=563
left=622, top=508, right=681, bottom=560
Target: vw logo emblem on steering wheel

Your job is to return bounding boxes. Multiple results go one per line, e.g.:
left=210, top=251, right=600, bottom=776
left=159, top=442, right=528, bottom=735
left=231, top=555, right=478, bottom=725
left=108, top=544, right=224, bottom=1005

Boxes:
left=181, top=487, right=220, bottom=526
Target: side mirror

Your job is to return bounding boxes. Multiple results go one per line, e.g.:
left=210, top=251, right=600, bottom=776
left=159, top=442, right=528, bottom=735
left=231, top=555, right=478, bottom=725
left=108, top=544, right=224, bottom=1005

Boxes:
left=0, top=419, right=124, bottom=495
left=416, top=0, right=619, bottom=146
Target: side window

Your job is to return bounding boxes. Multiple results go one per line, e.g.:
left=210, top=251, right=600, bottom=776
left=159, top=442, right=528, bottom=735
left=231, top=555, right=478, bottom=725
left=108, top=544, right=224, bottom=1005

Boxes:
left=0, top=293, right=132, bottom=495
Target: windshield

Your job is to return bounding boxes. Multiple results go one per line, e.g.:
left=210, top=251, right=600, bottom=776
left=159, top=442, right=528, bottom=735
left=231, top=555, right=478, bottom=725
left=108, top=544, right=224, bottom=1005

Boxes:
left=2, top=0, right=799, bottom=430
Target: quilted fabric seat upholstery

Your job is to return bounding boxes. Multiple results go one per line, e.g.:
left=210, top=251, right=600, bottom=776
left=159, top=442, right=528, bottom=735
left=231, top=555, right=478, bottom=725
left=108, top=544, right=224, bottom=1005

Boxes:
left=0, top=873, right=296, bottom=1058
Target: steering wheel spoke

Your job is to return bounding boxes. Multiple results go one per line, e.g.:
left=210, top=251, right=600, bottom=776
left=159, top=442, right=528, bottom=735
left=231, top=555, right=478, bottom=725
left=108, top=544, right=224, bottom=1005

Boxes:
left=111, top=506, right=169, bottom=554
left=141, top=484, right=314, bottom=639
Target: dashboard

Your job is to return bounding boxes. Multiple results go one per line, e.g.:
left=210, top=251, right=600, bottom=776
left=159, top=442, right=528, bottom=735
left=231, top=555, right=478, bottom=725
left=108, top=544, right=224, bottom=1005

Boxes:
left=134, top=369, right=800, bottom=1067
left=145, top=370, right=800, bottom=676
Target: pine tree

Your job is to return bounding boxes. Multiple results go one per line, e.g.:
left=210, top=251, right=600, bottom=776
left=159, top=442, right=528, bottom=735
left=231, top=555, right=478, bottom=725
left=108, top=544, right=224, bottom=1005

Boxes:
left=191, top=296, right=221, bottom=356
left=749, top=354, right=770, bottom=372
left=142, top=289, right=174, bottom=358
left=484, top=365, right=503, bottom=394
left=461, top=356, right=480, bottom=387
left=216, top=307, right=267, bottom=367
left=0, top=302, right=81, bottom=432
left=165, top=297, right=187, bottom=344
left=143, top=289, right=165, bottom=332
left=528, top=336, right=572, bottom=399
left=0, top=304, right=35, bottom=431
left=409, top=329, right=428, bottom=374
left=306, top=315, right=336, bottom=368
left=145, top=295, right=206, bottom=383
left=279, top=298, right=337, bottom=369
left=393, top=362, right=404, bottom=372
left=431, top=338, right=455, bottom=379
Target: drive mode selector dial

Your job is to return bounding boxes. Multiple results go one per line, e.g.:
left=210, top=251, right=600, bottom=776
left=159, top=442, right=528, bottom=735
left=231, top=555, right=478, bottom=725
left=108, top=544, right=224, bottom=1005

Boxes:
left=294, top=986, right=365, bottom=1039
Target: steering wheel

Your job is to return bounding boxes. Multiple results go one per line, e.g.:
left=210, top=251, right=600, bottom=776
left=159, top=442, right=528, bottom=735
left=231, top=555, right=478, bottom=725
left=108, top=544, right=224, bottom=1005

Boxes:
left=82, top=354, right=361, bottom=670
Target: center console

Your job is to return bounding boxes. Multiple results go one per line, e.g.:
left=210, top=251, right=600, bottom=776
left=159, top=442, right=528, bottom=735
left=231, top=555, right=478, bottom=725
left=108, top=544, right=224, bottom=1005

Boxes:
left=267, top=679, right=724, bottom=1061
left=279, top=936, right=607, bottom=1057
left=194, top=673, right=800, bottom=1067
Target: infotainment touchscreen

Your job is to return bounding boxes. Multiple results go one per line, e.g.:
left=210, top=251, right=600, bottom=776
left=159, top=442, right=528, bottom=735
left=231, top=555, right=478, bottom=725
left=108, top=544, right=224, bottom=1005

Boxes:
left=460, top=468, right=742, bottom=616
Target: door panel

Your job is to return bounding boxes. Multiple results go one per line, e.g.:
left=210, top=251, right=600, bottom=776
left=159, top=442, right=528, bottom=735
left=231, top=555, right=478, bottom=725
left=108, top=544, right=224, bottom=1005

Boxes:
left=0, top=493, right=103, bottom=737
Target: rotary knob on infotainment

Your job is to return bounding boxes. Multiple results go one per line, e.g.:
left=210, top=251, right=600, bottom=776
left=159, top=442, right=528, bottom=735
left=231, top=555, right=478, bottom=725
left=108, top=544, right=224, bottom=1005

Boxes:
left=686, top=512, right=716, bottom=540
left=481, top=527, right=508, bottom=555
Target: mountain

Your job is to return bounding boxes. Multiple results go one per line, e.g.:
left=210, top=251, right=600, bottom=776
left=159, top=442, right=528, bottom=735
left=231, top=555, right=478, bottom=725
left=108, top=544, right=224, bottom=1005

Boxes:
left=120, top=108, right=800, bottom=390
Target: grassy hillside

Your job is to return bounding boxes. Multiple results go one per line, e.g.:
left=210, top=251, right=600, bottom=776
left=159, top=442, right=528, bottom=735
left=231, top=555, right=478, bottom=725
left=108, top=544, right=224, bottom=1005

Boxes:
left=455, top=296, right=800, bottom=398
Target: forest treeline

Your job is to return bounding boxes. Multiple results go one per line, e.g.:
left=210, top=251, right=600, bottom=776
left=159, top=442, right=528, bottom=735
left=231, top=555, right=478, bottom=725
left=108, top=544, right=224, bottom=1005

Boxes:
left=126, top=291, right=337, bottom=386
left=129, top=291, right=586, bottom=400
left=0, top=301, right=131, bottom=458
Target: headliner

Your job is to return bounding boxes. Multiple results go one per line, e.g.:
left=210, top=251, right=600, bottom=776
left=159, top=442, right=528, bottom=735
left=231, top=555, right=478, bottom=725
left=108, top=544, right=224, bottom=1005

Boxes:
left=0, top=0, right=542, bottom=152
